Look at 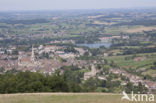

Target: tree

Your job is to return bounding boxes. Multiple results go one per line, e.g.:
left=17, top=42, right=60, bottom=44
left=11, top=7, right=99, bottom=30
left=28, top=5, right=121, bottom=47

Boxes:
left=125, top=82, right=133, bottom=93
left=0, top=68, right=5, bottom=73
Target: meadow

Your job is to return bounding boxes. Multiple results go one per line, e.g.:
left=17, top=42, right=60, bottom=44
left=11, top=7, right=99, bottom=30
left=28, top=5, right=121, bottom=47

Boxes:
left=0, top=93, right=155, bottom=103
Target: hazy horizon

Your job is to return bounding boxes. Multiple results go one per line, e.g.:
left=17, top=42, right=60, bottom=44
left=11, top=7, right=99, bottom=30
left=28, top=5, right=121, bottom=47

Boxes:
left=0, top=0, right=156, bottom=11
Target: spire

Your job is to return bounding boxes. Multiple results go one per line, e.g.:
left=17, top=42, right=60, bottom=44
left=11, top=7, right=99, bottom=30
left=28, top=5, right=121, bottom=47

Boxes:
left=31, top=46, right=35, bottom=62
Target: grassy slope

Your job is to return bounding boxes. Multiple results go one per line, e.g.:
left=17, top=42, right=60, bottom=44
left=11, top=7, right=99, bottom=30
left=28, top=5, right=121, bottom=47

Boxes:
left=0, top=93, right=155, bottom=103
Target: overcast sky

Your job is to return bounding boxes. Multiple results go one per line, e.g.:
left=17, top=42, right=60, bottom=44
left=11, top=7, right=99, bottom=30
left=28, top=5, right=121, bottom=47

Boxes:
left=0, top=0, right=156, bottom=11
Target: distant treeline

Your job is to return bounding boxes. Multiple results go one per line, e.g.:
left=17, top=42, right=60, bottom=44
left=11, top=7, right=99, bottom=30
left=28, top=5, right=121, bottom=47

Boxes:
left=0, top=19, right=49, bottom=24
left=123, top=47, right=156, bottom=55
left=0, top=26, right=9, bottom=28
left=0, top=37, right=54, bottom=46
left=111, top=40, right=151, bottom=47
left=114, top=19, right=156, bottom=26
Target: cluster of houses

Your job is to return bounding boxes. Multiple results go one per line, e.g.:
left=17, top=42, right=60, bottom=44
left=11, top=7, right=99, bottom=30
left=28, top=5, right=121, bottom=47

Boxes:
left=0, top=46, right=16, bottom=54
left=10, top=44, right=88, bottom=73
left=110, top=68, right=156, bottom=92
left=0, top=46, right=18, bottom=71
left=37, top=45, right=80, bottom=59
left=50, top=40, right=75, bottom=44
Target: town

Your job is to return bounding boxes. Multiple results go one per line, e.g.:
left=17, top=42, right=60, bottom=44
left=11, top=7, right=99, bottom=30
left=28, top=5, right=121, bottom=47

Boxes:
left=0, top=9, right=156, bottom=94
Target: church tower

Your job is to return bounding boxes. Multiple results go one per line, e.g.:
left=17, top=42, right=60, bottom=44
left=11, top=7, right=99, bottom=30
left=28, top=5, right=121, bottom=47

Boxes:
left=31, top=46, right=35, bottom=62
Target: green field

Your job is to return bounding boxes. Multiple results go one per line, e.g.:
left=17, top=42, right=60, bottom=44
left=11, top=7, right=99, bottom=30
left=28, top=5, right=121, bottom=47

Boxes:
left=0, top=93, right=155, bottom=103
left=105, top=53, right=156, bottom=69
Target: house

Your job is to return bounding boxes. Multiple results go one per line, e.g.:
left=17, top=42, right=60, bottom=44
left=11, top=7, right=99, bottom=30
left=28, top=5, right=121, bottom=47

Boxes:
left=84, top=64, right=97, bottom=80
left=59, top=53, right=75, bottom=59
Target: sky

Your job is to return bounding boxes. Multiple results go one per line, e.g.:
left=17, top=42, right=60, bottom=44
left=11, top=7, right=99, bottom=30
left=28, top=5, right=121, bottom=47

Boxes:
left=0, top=0, right=156, bottom=11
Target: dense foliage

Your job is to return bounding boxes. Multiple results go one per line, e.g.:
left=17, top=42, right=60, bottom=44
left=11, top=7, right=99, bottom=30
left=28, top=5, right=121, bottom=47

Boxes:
left=0, top=66, right=148, bottom=94
left=0, top=71, right=69, bottom=93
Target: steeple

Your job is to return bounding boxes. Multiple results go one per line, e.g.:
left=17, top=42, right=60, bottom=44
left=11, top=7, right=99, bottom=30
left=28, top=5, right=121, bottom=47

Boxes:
left=31, top=46, right=35, bottom=62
